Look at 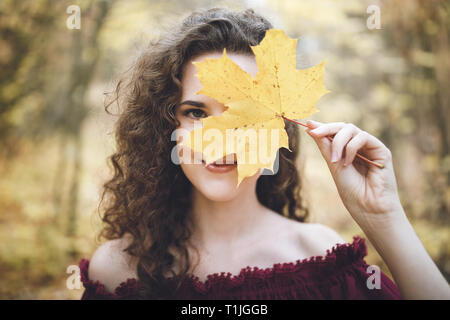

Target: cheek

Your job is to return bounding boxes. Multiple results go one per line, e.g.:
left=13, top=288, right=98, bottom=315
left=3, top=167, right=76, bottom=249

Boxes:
left=174, top=121, right=201, bottom=154
left=179, top=161, right=238, bottom=201
left=175, top=116, right=198, bottom=133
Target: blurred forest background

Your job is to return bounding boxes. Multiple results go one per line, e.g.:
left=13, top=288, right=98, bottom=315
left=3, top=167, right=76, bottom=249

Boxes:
left=0, top=0, right=448, bottom=299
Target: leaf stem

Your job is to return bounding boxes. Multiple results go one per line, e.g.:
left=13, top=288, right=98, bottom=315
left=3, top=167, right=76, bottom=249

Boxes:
left=282, top=116, right=384, bottom=169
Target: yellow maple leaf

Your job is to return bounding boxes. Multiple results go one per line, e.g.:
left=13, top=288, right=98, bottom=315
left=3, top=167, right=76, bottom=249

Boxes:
left=180, top=29, right=328, bottom=186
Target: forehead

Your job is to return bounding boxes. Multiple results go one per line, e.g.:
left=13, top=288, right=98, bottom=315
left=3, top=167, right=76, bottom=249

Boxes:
left=181, top=52, right=258, bottom=97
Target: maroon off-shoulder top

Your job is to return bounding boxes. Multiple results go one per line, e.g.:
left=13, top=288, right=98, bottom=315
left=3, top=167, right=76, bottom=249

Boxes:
left=78, top=236, right=402, bottom=300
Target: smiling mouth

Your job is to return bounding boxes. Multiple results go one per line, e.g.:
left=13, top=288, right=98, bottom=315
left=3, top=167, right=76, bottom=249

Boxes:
left=202, top=156, right=237, bottom=173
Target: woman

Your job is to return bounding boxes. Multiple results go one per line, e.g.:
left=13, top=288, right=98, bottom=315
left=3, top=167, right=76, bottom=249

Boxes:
left=78, top=7, right=450, bottom=299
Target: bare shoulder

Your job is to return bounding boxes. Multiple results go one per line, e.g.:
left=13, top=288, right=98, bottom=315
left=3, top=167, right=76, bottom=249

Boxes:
left=297, top=222, right=347, bottom=248
left=268, top=213, right=347, bottom=258
left=88, top=235, right=138, bottom=293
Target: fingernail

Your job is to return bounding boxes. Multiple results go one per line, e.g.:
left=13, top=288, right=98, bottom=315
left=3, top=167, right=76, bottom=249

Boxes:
left=331, top=151, right=339, bottom=163
left=307, top=120, right=318, bottom=128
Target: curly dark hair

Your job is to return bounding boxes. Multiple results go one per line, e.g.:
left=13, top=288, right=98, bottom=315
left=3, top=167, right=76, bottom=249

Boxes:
left=99, top=7, right=309, bottom=299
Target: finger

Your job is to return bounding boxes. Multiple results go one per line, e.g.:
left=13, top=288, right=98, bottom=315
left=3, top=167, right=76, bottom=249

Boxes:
left=308, top=122, right=347, bottom=137
left=343, top=131, right=369, bottom=166
left=306, top=128, right=333, bottom=162
left=306, top=119, right=324, bottom=130
left=354, top=132, right=393, bottom=163
left=330, top=124, right=360, bottom=163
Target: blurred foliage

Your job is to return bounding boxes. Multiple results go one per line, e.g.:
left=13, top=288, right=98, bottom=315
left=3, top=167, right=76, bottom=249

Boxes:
left=0, top=0, right=448, bottom=299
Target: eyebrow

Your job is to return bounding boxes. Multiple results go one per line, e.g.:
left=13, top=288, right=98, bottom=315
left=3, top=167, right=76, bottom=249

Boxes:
left=178, top=100, right=207, bottom=108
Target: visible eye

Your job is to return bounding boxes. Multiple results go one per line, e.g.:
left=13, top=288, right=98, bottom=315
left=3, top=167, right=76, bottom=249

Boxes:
left=183, top=108, right=207, bottom=120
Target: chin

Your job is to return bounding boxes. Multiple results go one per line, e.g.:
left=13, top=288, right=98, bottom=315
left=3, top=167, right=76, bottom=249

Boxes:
left=198, top=182, right=240, bottom=202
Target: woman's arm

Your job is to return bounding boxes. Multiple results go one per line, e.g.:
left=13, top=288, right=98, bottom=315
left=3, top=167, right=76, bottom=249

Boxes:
left=358, top=206, right=449, bottom=299
left=305, top=120, right=450, bottom=299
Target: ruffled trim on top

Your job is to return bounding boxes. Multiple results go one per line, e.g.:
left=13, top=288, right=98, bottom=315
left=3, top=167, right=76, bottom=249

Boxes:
left=79, top=259, right=139, bottom=299
left=183, top=236, right=368, bottom=295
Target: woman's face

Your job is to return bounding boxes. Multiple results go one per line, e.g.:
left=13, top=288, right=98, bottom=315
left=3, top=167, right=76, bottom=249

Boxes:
left=175, top=51, right=261, bottom=202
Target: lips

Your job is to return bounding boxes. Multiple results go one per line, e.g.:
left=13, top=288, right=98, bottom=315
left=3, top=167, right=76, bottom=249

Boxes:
left=202, top=156, right=237, bottom=173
